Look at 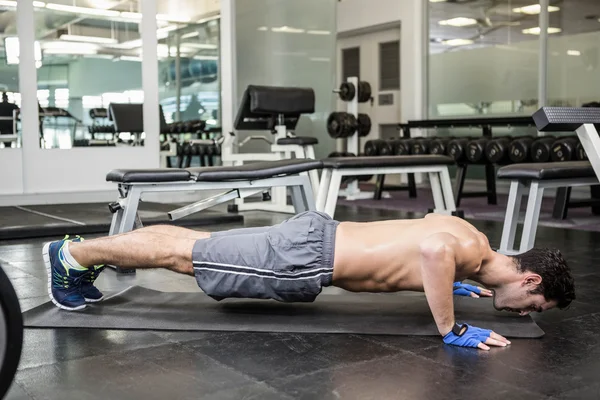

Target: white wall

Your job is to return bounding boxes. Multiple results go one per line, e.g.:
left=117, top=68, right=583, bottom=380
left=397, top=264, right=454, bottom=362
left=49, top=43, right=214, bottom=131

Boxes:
left=337, top=0, right=426, bottom=124
left=337, top=0, right=402, bottom=34
left=0, top=149, right=23, bottom=195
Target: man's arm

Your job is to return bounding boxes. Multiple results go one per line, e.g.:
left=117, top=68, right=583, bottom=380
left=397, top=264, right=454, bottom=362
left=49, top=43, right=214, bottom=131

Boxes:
left=419, top=232, right=460, bottom=336
left=419, top=233, right=511, bottom=350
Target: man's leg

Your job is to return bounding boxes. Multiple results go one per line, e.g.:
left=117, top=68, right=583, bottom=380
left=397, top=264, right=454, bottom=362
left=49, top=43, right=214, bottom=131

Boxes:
left=44, top=225, right=210, bottom=311
left=69, top=227, right=201, bottom=275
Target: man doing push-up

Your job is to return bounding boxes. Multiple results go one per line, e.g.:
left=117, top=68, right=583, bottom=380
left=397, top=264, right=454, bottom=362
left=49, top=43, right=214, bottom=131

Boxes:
left=43, top=211, right=575, bottom=351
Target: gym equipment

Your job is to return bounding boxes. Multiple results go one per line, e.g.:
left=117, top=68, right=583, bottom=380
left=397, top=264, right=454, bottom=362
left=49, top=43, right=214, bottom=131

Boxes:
left=447, top=138, right=471, bottom=162
left=509, top=137, right=536, bottom=163
left=550, top=137, right=579, bottom=162
left=429, top=137, right=454, bottom=155
left=466, top=138, right=491, bottom=164
left=356, top=114, right=372, bottom=137
left=411, top=137, right=437, bottom=155
left=498, top=106, right=600, bottom=253
left=23, top=286, right=543, bottom=338
left=317, top=155, right=456, bottom=218
left=531, top=136, right=557, bottom=162
left=337, top=82, right=356, bottom=102
left=576, top=142, right=588, bottom=161
left=327, top=112, right=372, bottom=138
left=498, top=161, right=598, bottom=254
left=394, top=138, right=416, bottom=155
left=0, top=265, right=23, bottom=399
left=486, top=136, right=522, bottom=164
left=223, top=85, right=320, bottom=214
left=335, top=81, right=372, bottom=103
left=327, top=112, right=357, bottom=138
left=363, top=139, right=393, bottom=156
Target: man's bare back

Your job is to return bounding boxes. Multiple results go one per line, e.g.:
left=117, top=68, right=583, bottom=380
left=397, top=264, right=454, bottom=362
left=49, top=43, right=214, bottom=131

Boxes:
left=332, top=214, right=492, bottom=293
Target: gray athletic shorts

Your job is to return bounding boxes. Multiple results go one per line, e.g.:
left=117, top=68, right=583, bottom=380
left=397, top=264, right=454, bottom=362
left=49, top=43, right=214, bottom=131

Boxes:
left=192, top=211, right=339, bottom=302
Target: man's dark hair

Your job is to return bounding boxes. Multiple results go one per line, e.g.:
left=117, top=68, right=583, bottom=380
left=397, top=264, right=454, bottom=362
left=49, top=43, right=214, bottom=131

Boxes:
left=512, top=248, right=575, bottom=309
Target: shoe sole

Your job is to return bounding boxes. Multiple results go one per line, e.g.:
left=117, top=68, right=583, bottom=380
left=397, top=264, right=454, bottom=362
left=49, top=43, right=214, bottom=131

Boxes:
left=42, top=242, right=86, bottom=312
left=84, top=296, right=104, bottom=303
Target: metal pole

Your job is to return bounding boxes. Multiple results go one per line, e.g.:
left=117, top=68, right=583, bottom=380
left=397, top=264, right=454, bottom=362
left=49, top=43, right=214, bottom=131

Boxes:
left=538, top=0, right=549, bottom=108
left=175, top=32, right=182, bottom=122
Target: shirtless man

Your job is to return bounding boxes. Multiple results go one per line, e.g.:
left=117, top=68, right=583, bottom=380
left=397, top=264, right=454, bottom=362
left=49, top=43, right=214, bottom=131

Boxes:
left=43, top=211, right=575, bottom=351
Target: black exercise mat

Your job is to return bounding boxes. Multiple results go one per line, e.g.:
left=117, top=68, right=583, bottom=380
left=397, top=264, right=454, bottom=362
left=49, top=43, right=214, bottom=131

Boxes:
left=0, top=203, right=243, bottom=240
left=23, top=286, right=544, bottom=338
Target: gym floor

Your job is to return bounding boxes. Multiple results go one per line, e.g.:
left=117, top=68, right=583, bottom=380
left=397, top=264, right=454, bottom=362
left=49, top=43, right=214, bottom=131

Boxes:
left=2, top=205, right=600, bottom=400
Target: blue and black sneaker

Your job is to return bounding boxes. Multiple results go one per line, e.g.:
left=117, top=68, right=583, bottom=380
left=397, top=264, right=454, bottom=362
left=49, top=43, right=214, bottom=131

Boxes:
left=42, top=236, right=88, bottom=311
left=69, top=236, right=106, bottom=303
left=81, top=265, right=105, bottom=303
left=73, top=235, right=104, bottom=303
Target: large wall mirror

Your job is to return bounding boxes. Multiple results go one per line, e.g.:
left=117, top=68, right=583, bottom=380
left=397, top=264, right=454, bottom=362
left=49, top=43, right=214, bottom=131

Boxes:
left=0, top=2, right=21, bottom=149
left=0, top=0, right=222, bottom=150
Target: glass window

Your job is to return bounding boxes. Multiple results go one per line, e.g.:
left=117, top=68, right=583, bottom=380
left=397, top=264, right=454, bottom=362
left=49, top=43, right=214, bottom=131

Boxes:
left=342, top=47, right=360, bottom=82
left=235, top=0, right=337, bottom=159
left=547, top=1, right=600, bottom=107
left=379, top=41, right=400, bottom=90
left=428, top=0, right=540, bottom=118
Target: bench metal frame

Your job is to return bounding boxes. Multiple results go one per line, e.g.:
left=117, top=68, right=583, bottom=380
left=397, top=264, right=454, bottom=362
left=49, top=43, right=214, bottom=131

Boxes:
left=499, top=123, right=600, bottom=254
left=316, top=165, right=456, bottom=218
left=499, top=177, right=599, bottom=255
left=108, top=174, right=316, bottom=236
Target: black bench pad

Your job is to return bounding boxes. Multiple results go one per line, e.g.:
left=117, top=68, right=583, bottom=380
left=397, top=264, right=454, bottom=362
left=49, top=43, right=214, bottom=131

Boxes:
left=248, top=85, right=315, bottom=115
left=189, top=159, right=324, bottom=182
left=106, top=169, right=191, bottom=183
left=497, top=161, right=598, bottom=180
left=322, top=155, right=454, bottom=168
left=277, top=136, right=319, bottom=146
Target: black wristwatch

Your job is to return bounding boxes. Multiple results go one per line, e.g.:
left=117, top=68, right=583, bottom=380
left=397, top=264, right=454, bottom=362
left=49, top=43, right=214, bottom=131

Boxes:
left=452, top=323, right=468, bottom=336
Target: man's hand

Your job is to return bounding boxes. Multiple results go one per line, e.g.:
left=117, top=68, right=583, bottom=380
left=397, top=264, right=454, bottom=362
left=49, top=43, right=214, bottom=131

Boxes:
left=443, top=324, right=511, bottom=351
left=453, top=282, right=493, bottom=298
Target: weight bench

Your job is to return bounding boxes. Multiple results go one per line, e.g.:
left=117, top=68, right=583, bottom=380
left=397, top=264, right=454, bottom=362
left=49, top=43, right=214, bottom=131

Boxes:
left=316, top=155, right=457, bottom=218
left=106, top=158, right=321, bottom=237
left=497, top=162, right=598, bottom=254
left=498, top=106, right=600, bottom=254
left=224, top=85, right=320, bottom=213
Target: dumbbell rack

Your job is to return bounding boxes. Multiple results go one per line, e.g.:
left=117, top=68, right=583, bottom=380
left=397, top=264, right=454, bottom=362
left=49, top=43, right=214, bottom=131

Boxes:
left=337, top=77, right=377, bottom=201
left=373, top=124, right=418, bottom=200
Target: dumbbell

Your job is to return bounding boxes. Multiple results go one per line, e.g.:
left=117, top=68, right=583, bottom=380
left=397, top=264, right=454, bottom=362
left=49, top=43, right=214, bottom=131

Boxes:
left=466, top=138, right=491, bottom=164
left=411, top=137, right=437, bottom=155
left=551, top=137, right=579, bottom=162
left=328, top=151, right=344, bottom=157
left=363, top=139, right=392, bottom=156
left=576, top=142, right=588, bottom=161
left=182, top=142, right=192, bottom=156
left=335, top=81, right=372, bottom=103
left=531, top=136, right=557, bottom=162
left=392, top=138, right=414, bottom=155
left=486, top=136, right=523, bottom=164
left=447, top=138, right=471, bottom=163
left=327, top=112, right=357, bottom=138
left=509, top=137, right=536, bottom=163
left=429, top=137, right=455, bottom=155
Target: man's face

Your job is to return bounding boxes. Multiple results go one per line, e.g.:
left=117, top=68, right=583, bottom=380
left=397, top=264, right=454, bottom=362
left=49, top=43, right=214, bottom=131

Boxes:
left=493, top=280, right=558, bottom=316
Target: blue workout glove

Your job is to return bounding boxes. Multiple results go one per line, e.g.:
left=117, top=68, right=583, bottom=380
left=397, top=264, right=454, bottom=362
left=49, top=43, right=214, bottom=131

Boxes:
left=453, top=282, right=482, bottom=297
left=443, top=324, right=492, bottom=348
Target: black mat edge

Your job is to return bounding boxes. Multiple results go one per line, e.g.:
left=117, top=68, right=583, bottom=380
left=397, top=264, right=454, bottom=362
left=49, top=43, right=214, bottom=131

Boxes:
left=0, top=213, right=243, bottom=240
